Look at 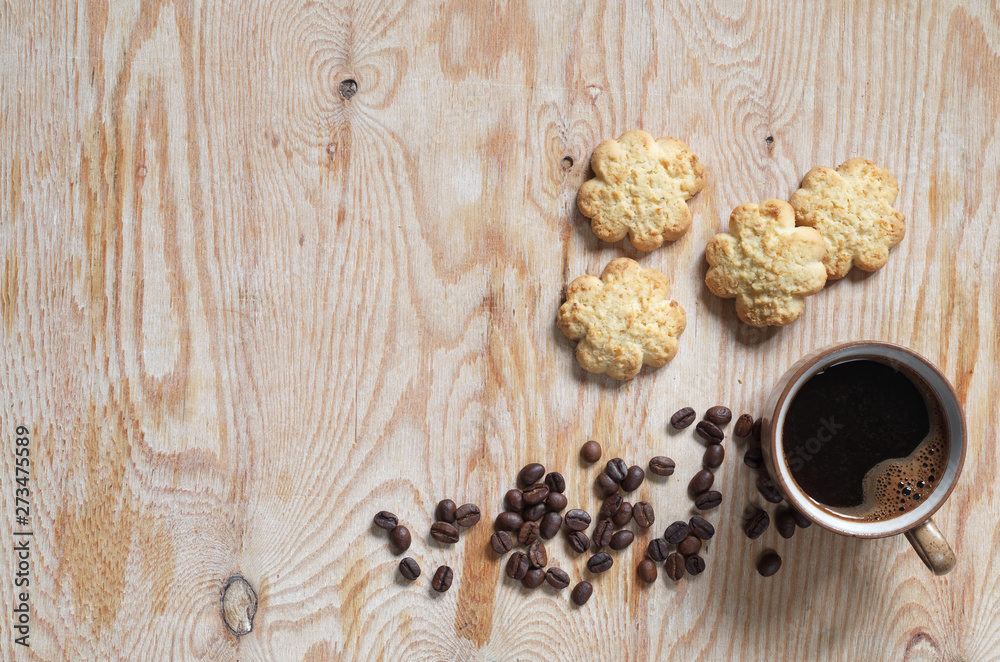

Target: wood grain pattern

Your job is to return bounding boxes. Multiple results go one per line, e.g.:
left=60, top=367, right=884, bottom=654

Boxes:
left=2, top=0, right=999, bottom=659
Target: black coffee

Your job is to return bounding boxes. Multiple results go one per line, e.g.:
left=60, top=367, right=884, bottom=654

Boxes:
left=782, top=359, right=948, bottom=521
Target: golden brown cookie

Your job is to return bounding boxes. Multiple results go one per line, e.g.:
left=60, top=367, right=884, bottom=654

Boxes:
left=557, top=258, right=686, bottom=380
left=705, top=199, right=827, bottom=327
left=789, top=158, right=905, bottom=279
left=577, top=130, right=705, bottom=251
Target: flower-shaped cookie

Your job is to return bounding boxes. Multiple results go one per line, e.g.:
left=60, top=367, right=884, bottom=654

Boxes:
left=789, top=158, right=906, bottom=279
left=577, top=130, right=705, bottom=251
left=557, top=258, right=686, bottom=380
left=705, top=199, right=827, bottom=327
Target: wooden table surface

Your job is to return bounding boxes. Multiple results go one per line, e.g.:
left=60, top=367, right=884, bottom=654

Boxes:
left=3, top=1, right=999, bottom=660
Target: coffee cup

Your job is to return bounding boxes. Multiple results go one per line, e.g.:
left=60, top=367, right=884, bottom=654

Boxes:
left=761, top=341, right=966, bottom=575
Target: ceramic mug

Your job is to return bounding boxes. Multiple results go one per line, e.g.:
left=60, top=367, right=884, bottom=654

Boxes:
left=761, top=341, right=966, bottom=575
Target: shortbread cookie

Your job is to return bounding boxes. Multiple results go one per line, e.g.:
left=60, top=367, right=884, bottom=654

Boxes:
left=577, top=130, right=705, bottom=251
left=789, top=158, right=905, bottom=279
left=705, top=199, right=827, bottom=327
left=557, top=258, right=686, bottom=380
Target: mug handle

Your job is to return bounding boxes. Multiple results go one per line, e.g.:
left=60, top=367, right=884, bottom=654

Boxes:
left=904, top=518, right=956, bottom=575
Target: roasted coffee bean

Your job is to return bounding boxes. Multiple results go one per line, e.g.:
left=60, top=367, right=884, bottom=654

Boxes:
left=522, top=483, right=550, bottom=506
left=622, top=465, right=645, bottom=492
left=688, top=469, right=715, bottom=496
left=506, top=551, right=529, bottom=580
left=665, top=553, right=685, bottom=581
left=610, top=530, right=634, bottom=550
left=595, top=472, right=620, bottom=496
left=705, top=406, right=732, bottom=426
left=399, top=557, right=420, bottom=581
left=539, top=512, right=563, bottom=539
left=775, top=510, right=797, bottom=539
left=521, top=568, right=546, bottom=589
left=663, top=521, right=690, bottom=544
left=744, top=508, right=770, bottom=539
left=757, top=551, right=782, bottom=577
left=571, top=581, right=593, bottom=606
left=565, top=509, right=592, bottom=531
left=734, top=414, right=754, bottom=438
left=567, top=530, right=590, bottom=554
left=495, top=511, right=524, bottom=532
left=580, top=440, right=602, bottom=463
left=743, top=447, right=764, bottom=469
left=431, top=521, right=460, bottom=544
left=685, top=555, right=706, bottom=576
left=522, top=503, right=547, bottom=522
left=678, top=535, right=702, bottom=557
left=756, top=474, right=784, bottom=504
left=751, top=417, right=762, bottom=441
left=637, top=559, right=658, bottom=583
left=545, top=567, right=570, bottom=590
left=649, top=456, right=676, bottom=476
left=504, top=489, right=524, bottom=512
left=605, top=458, right=628, bottom=483
left=432, top=565, right=454, bottom=592
left=593, top=520, right=614, bottom=548
left=688, top=516, right=715, bottom=540
left=599, top=494, right=624, bottom=520
left=790, top=507, right=812, bottom=528
left=587, top=553, right=613, bottom=574
left=612, top=502, right=633, bottom=528
left=695, top=491, right=722, bottom=510
left=517, top=521, right=540, bottom=546
left=527, top=541, right=547, bottom=568
left=647, top=538, right=670, bottom=563
left=703, top=444, right=725, bottom=469
left=455, top=504, right=481, bottom=527
left=545, top=492, right=568, bottom=512
left=390, top=525, right=411, bottom=552
left=544, top=472, right=566, bottom=494
left=374, top=511, right=399, bottom=530
left=671, top=406, right=697, bottom=429
left=518, top=463, right=546, bottom=487
left=435, top=500, right=457, bottom=524
left=695, top=420, right=725, bottom=443
left=633, top=502, right=655, bottom=529
left=490, top=531, right=514, bottom=555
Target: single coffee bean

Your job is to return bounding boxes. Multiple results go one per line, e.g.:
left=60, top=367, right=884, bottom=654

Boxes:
left=695, top=420, right=725, bottom=443
left=527, top=541, right=547, bottom=568
left=605, top=458, right=628, bottom=483
left=678, top=535, right=702, bottom=557
left=580, top=440, right=602, bottom=463
left=374, top=511, right=398, bottom=530
left=688, top=469, right=715, bottom=496
left=567, top=530, right=590, bottom=554
left=637, top=559, right=658, bottom=583
left=431, top=521, right=460, bottom=544
left=688, top=516, right=715, bottom=540
left=610, top=530, right=634, bottom=550
left=494, top=511, right=523, bottom=532
left=756, top=474, right=784, bottom=504
left=545, top=567, right=570, bottom=589
left=744, top=508, right=770, bottom=539
left=648, top=456, right=676, bottom=476
left=703, top=444, right=725, bottom=469
left=399, top=557, right=420, bottom=581
left=517, top=520, right=540, bottom=546
left=632, top=501, right=655, bottom=528
left=518, top=462, right=545, bottom=487
left=734, top=413, right=754, bottom=438
left=621, top=465, right=645, bottom=492
left=599, top=494, right=623, bottom=520
left=751, top=417, right=762, bottom=441
left=685, top=555, right=706, bottom=576
left=571, top=581, right=593, bottom=606
left=587, top=552, right=613, bottom=574
left=544, top=472, right=566, bottom=494
left=564, top=509, right=592, bottom=531
left=455, top=504, right=481, bottom=527
left=595, top=472, right=620, bottom=496
left=647, top=538, right=669, bottom=563
left=705, top=406, right=732, bottom=426
left=545, top=492, right=568, bottom=512
left=390, top=525, right=411, bottom=552
left=663, top=521, right=690, bottom=544
left=593, top=520, right=614, bottom=548
left=522, top=504, right=547, bottom=522
left=432, top=565, right=454, bottom=592
left=539, top=512, right=562, bottom=539
left=490, top=531, right=514, bottom=555
left=775, top=510, right=797, bottom=539
left=757, top=551, right=782, bottom=577
left=790, top=507, right=812, bottom=528
left=743, top=446, right=764, bottom=469
left=522, top=483, right=550, bottom=506
left=435, top=500, right=457, bottom=524
left=664, top=553, right=685, bottom=581
left=612, top=502, right=633, bottom=528
left=695, top=491, right=722, bottom=510
left=670, top=406, right=696, bottom=429
left=521, top=568, right=545, bottom=589
left=506, top=551, right=529, bottom=580
left=504, top=489, right=524, bottom=512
